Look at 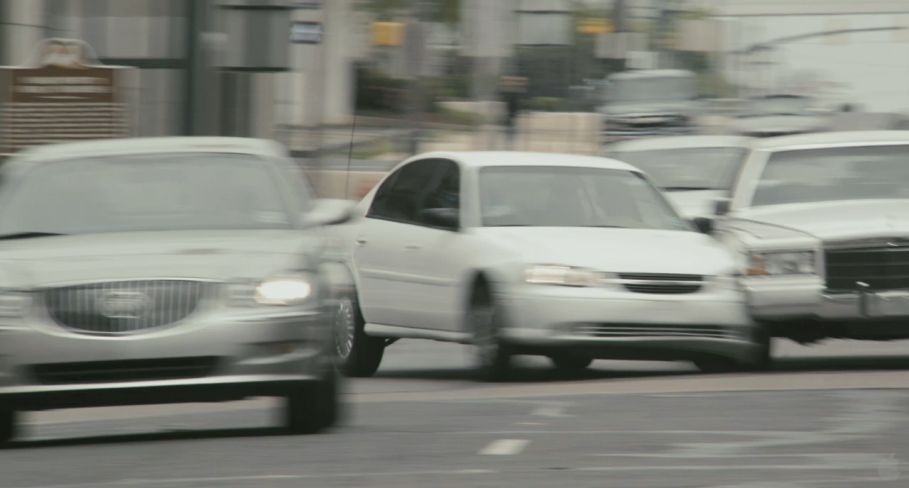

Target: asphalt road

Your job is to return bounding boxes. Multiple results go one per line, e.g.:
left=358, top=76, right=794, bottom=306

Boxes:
left=4, top=339, right=909, bottom=488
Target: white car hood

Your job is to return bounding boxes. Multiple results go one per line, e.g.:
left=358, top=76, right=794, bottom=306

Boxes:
left=736, top=200, right=909, bottom=242
left=477, top=227, right=735, bottom=275
left=0, top=230, right=313, bottom=287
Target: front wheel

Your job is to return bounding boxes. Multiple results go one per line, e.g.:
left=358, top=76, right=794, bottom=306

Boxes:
left=0, top=409, right=17, bottom=446
left=334, top=293, right=385, bottom=378
left=284, top=371, right=341, bottom=435
left=471, top=285, right=512, bottom=382
left=549, top=354, right=594, bottom=372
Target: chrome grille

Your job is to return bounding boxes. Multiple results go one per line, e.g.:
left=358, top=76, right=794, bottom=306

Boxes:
left=825, top=241, right=909, bottom=291
left=617, top=273, right=703, bottom=294
left=574, top=323, right=733, bottom=339
left=43, top=280, right=214, bottom=335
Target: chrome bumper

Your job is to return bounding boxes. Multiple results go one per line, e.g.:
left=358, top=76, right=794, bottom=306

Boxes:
left=745, top=276, right=909, bottom=320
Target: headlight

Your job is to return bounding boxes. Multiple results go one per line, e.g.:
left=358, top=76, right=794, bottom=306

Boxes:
left=0, top=291, right=29, bottom=318
left=525, top=265, right=605, bottom=287
left=231, top=274, right=316, bottom=306
left=746, top=251, right=815, bottom=276
left=255, top=276, right=314, bottom=305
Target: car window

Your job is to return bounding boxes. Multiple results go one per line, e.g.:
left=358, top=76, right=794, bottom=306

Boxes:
left=367, top=159, right=438, bottom=224
left=0, top=153, right=295, bottom=235
left=479, top=165, right=689, bottom=230
left=610, top=147, right=747, bottom=191
left=418, top=160, right=460, bottom=222
left=750, top=145, right=909, bottom=207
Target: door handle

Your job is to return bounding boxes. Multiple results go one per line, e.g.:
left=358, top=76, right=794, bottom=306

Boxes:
left=403, top=244, right=421, bottom=251
left=355, top=237, right=368, bottom=246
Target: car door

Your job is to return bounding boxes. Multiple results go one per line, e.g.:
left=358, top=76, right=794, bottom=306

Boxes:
left=392, top=159, right=470, bottom=332
left=353, top=159, right=436, bottom=327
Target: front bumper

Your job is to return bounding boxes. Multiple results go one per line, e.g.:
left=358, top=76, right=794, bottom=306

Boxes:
left=743, top=275, right=909, bottom=321
left=0, top=307, right=333, bottom=410
left=497, top=285, right=759, bottom=362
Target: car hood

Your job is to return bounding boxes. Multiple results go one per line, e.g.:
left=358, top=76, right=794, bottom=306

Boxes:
left=477, top=227, right=735, bottom=275
left=0, top=230, right=315, bottom=287
left=734, top=200, right=909, bottom=242
left=665, top=190, right=727, bottom=219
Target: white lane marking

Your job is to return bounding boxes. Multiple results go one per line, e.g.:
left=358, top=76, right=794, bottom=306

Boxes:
left=479, top=439, right=530, bottom=456
left=532, top=405, right=568, bottom=418
left=11, top=469, right=496, bottom=488
left=577, top=463, right=889, bottom=472
left=517, top=422, right=546, bottom=426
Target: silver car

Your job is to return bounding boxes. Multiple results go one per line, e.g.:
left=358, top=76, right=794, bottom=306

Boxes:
left=0, top=137, right=353, bottom=443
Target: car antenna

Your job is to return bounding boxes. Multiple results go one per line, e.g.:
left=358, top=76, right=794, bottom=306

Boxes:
left=344, top=98, right=358, bottom=201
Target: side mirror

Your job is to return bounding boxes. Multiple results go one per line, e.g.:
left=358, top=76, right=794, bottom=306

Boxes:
left=692, top=217, right=714, bottom=235
left=305, top=199, right=355, bottom=227
left=713, top=198, right=731, bottom=217
left=420, top=208, right=460, bottom=231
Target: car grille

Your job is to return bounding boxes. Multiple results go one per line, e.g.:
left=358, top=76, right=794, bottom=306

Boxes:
left=574, top=323, right=733, bottom=340
left=30, top=357, right=220, bottom=385
left=825, top=241, right=909, bottom=291
left=42, top=280, right=216, bottom=335
left=617, top=273, right=703, bottom=294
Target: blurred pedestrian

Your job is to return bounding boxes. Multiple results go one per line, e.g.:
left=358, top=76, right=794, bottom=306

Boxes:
left=499, top=76, right=527, bottom=150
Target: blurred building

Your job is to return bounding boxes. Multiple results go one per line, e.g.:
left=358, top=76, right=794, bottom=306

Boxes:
left=0, top=0, right=357, bottom=139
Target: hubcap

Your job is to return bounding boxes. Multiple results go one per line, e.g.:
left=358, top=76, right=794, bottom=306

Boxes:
left=334, top=298, right=355, bottom=360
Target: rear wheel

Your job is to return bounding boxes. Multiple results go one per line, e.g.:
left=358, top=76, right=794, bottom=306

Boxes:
left=284, top=371, right=340, bottom=435
left=335, top=293, right=385, bottom=378
left=0, top=408, right=17, bottom=445
left=471, top=284, right=512, bottom=382
left=549, top=354, right=594, bottom=372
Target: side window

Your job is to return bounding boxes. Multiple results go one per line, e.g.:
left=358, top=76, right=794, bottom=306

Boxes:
left=367, top=160, right=437, bottom=224
left=420, top=160, right=460, bottom=213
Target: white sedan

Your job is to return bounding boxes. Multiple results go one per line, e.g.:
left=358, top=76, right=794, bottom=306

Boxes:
left=334, top=152, right=765, bottom=380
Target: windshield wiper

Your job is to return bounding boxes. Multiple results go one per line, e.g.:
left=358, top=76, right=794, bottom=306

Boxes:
left=0, top=232, right=67, bottom=241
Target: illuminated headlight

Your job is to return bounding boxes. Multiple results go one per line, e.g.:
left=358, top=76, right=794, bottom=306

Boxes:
left=231, top=274, right=316, bottom=306
left=0, top=291, right=29, bottom=318
left=255, top=276, right=315, bottom=305
left=525, top=265, right=605, bottom=287
left=747, top=251, right=816, bottom=276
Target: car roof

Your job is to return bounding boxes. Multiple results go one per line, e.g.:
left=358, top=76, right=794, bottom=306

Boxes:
left=754, top=131, right=909, bottom=151
left=607, top=135, right=754, bottom=152
left=607, top=69, right=694, bottom=81
left=8, top=137, right=287, bottom=164
left=407, top=151, right=639, bottom=172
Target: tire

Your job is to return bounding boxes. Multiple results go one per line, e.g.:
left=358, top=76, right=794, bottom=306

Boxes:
left=747, top=324, right=773, bottom=372
left=549, top=354, right=594, bottom=372
left=694, top=355, right=740, bottom=374
left=471, top=283, right=512, bottom=382
left=0, top=409, right=17, bottom=446
left=284, top=371, right=341, bottom=435
left=335, top=293, right=385, bottom=378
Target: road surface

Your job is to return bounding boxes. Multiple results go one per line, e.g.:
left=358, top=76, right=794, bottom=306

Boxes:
left=3, top=339, right=909, bottom=488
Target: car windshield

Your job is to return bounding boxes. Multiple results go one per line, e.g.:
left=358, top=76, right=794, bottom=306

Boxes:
left=0, top=153, right=296, bottom=235
left=611, top=147, right=747, bottom=191
left=739, top=96, right=812, bottom=117
left=607, top=77, right=696, bottom=103
left=751, top=145, right=909, bottom=207
left=479, top=166, right=690, bottom=230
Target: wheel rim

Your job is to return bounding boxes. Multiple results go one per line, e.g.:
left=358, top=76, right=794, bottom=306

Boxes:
left=334, top=297, right=355, bottom=360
